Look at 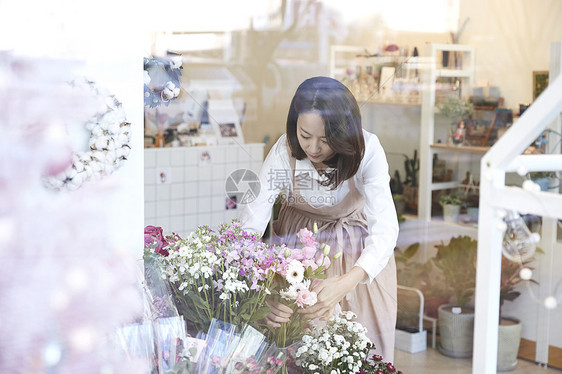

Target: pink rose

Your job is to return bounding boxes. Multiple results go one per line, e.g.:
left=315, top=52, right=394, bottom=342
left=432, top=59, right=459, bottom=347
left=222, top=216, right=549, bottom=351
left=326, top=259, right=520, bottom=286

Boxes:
left=145, top=225, right=164, bottom=240
left=295, top=289, right=317, bottom=308
left=298, top=228, right=317, bottom=247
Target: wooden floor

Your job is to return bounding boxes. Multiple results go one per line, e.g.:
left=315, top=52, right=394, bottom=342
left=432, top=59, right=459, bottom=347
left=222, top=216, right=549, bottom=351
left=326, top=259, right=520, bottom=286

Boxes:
left=394, top=346, right=562, bottom=373
left=518, top=338, right=562, bottom=370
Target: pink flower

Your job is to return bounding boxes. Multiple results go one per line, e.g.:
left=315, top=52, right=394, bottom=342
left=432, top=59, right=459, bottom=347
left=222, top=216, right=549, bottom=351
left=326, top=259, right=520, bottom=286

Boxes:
left=295, top=289, right=317, bottom=308
left=277, top=262, right=289, bottom=277
left=302, top=259, right=318, bottom=271
left=302, top=246, right=316, bottom=259
left=289, top=248, right=304, bottom=261
left=298, top=228, right=317, bottom=247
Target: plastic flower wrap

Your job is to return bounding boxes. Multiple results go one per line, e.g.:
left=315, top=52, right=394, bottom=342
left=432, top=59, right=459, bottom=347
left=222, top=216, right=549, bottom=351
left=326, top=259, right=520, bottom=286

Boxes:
left=268, top=225, right=336, bottom=349
left=145, top=221, right=280, bottom=335
left=196, top=319, right=286, bottom=374
left=294, top=311, right=371, bottom=374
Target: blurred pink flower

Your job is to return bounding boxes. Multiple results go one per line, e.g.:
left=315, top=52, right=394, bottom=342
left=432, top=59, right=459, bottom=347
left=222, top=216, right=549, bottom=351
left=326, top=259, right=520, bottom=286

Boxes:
left=295, top=289, right=317, bottom=308
left=302, top=246, right=316, bottom=259
left=298, top=228, right=316, bottom=247
left=302, top=259, right=318, bottom=271
left=289, top=248, right=304, bottom=261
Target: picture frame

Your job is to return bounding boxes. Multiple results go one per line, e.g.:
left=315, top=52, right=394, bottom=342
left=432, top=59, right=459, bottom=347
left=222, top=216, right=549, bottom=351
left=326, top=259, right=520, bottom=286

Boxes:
left=379, top=66, right=396, bottom=92
left=532, top=70, right=549, bottom=101
left=207, top=99, right=245, bottom=144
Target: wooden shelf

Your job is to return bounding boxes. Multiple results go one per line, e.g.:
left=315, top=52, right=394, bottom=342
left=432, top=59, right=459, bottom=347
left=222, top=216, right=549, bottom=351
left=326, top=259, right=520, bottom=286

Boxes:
left=436, top=69, right=473, bottom=78
left=430, top=144, right=490, bottom=154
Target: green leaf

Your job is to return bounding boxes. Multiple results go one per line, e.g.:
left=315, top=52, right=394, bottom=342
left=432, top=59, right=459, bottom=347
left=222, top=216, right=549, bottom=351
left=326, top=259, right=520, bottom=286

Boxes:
left=402, top=242, right=420, bottom=260
left=251, top=305, right=271, bottom=322
left=186, top=290, right=209, bottom=310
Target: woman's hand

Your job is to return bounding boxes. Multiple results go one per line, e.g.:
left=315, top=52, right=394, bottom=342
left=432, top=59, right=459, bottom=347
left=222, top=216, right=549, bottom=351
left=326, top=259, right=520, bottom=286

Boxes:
left=263, top=299, right=294, bottom=328
left=298, top=266, right=367, bottom=320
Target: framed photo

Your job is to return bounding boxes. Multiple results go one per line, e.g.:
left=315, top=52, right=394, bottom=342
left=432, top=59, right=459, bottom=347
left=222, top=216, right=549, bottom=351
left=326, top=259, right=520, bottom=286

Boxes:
left=532, top=71, right=549, bottom=101
left=207, top=99, right=245, bottom=144
left=379, top=66, right=396, bottom=91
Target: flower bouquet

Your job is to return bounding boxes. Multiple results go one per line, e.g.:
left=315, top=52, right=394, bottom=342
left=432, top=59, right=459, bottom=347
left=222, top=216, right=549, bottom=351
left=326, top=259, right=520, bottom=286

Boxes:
left=144, top=221, right=280, bottom=335
left=293, top=311, right=370, bottom=373
left=267, top=225, right=337, bottom=350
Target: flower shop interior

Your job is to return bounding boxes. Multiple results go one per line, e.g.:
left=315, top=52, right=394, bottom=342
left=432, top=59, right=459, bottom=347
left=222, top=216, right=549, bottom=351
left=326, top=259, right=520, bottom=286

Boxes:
left=2, top=0, right=562, bottom=373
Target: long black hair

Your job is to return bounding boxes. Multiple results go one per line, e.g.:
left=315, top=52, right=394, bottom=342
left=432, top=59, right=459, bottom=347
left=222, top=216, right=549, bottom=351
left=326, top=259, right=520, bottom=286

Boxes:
left=286, top=76, right=365, bottom=189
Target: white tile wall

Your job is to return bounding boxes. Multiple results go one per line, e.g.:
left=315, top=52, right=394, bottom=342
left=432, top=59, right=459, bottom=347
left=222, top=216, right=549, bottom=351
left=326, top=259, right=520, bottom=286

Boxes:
left=144, top=144, right=265, bottom=237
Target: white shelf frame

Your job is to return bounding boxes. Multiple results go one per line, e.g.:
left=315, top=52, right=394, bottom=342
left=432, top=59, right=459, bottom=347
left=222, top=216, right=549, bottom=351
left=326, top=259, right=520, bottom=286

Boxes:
left=418, top=44, right=475, bottom=222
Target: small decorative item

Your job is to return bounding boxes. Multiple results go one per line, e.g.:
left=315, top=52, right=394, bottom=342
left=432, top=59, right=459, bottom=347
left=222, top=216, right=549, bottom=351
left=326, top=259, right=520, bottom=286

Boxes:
left=437, top=96, right=474, bottom=146
left=452, top=120, right=466, bottom=145
left=439, top=193, right=463, bottom=223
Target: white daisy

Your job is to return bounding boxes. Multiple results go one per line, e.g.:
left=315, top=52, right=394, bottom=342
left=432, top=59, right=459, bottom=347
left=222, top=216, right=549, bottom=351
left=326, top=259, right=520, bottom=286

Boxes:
left=285, top=260, right=305, bottom=285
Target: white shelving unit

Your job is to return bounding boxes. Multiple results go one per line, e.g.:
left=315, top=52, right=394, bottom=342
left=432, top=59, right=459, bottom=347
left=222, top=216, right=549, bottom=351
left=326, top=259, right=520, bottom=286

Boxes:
left=418, top=43, right=476, bottom=222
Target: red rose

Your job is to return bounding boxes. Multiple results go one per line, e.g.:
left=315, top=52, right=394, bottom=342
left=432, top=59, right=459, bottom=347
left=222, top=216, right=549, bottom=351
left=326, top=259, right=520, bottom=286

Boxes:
left=145, top=225, right=164, bottom=240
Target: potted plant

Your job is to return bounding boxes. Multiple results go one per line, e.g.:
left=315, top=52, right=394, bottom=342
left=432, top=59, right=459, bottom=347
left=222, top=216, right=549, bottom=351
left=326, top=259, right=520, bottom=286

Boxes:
left=439, top=193, right=463, bottom=223
left=402, top=150, right=420, bottom=212
left=395, top=243, right=450, bottom=319
left=432, top=235, right=478, bottom=358
left=497, top=254, right=539, bottom=371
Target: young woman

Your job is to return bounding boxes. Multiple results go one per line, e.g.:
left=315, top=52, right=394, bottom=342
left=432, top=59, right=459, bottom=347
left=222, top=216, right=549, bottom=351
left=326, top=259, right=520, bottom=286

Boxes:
left=239, top=76, right=399, bottom=361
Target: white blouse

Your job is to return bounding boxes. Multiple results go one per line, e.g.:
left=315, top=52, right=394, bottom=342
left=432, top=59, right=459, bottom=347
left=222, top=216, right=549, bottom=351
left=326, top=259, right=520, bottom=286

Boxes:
left=239, top=129, right=399, bottom=282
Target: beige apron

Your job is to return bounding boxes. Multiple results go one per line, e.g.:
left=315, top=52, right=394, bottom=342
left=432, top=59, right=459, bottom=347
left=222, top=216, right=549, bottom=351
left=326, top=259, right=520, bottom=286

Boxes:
left=272, top=155, right=397, bottom=362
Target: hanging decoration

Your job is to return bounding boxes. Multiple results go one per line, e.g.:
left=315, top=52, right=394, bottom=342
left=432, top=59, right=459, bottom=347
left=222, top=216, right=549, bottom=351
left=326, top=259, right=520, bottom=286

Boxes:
left=42, top=79, right=131, bottom=191
left=144, top=54, right=183, bottom=108
left=501, top=210, right=539, bottom=262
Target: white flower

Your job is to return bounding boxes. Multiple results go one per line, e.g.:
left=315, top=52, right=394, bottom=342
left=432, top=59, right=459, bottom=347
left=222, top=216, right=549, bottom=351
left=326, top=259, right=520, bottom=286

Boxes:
left=280, top=285, right=298, bottom=301
left=170, top=56, right=183, bottom=69
left=285, top=260, right=305, bottom=285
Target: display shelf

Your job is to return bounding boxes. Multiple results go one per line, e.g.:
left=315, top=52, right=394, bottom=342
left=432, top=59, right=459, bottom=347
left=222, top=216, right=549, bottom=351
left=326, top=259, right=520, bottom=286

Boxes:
left=358, top=100, right=421, bottom=107
left=435, top=69, right=473, bottom=78
left=418, top=44, right=476, bottom=223
left=430, top=144, right=490, bottom=154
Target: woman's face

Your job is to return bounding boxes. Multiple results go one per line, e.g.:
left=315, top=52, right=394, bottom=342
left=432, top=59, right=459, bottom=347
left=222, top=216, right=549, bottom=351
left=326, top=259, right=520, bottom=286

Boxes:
left=296, top=112, right=334, bottom=165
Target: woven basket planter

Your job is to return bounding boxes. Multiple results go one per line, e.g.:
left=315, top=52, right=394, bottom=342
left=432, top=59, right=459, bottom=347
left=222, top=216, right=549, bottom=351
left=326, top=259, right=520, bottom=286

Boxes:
left=438, top=304, right=475, bottom=358
left=497, top=317, right=522, bottom=371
